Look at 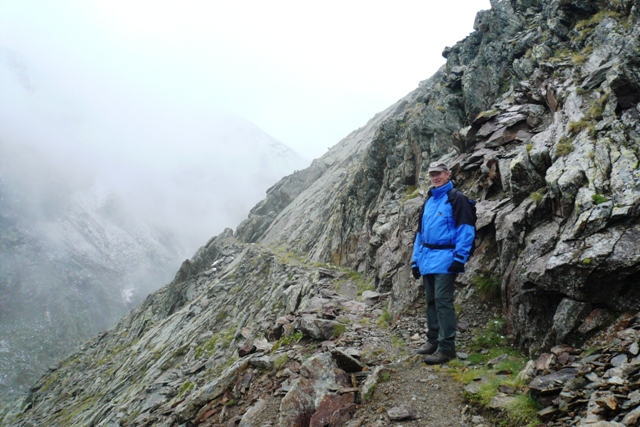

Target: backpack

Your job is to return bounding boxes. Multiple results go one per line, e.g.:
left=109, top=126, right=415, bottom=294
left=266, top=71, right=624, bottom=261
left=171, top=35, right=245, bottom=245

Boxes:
left=418, top=187, right=477, bottom=256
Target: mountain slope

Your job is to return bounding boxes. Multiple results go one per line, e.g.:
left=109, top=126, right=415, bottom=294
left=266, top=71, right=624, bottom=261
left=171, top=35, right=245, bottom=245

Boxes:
left=3, top=0, right=640, bottom=425
left=0, top=154, right=183, bottom=400
left=0, top=88, right=308, bottom=403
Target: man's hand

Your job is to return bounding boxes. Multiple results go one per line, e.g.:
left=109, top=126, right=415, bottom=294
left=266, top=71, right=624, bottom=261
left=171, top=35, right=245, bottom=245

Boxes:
left=411, top=266, right=421, bottom=279
left=448, top=260, right=465, bottom=273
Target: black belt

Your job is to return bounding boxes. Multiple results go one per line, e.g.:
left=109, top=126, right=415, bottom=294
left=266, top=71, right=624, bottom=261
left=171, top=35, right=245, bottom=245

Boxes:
left=422, top=243, right=455, bottom=250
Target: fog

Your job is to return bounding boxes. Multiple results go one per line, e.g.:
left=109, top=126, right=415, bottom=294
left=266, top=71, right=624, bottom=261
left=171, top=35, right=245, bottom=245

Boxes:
left=0, top=46, right=308, bottom=399
left=1, top=48, right=309, bottom=255
left=1, top=0, right=493, bottom=247
left=1, top=0, right=492, bottom=159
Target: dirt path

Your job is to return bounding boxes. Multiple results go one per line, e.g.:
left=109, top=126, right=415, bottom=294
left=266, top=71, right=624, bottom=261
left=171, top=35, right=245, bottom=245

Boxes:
left=196, top=280, right=499, bottom=427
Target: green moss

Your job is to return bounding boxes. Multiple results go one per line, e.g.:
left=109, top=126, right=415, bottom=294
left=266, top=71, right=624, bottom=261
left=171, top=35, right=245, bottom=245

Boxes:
left=402, top=187, right=420, bottom=202
left=195, top=328, right=234, bottom=359
left=525, top=143, right=533, bottom=152
left=592, top=194, right=608, bottom=204
left=583, top=346, right=602, bottom=357
left=363, top=384, right=376, bottom=401
left=124, top=409, right=142, bottom=426
left=204, top=355, right=238, bottom=380
left=583, top=258, right=592, bottom=265
left=379, top=371, right=392, bottom=382
left=39, top=371, right=61, bottom=392
left=178, top=381, right=195, bottom=397
left=454, top=303, right=463, bottom=317
left=271, top=331, right=304, bottom=353
left=449, top=347, right=539, bottom=426
left=447, top=358, right=466, bottom=368
left=576, top=86, right=589, bottom=96
left=52, top=395, right=100, bottom=424
left=202, top=335, right=220, bottom=353
left=391, top=334, right=405, bottom=349
left=271, top=244, right=309, bottom=265
left=225, top=328, right=237, bottom=347
left=529, top=192, right=543, bottom=203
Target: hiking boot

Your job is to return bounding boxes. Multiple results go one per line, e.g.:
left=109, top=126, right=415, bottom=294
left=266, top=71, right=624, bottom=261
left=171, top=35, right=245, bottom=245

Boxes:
left=424, top=350, right=456, bottom=365
left=416, top=342, right=438, bottom=355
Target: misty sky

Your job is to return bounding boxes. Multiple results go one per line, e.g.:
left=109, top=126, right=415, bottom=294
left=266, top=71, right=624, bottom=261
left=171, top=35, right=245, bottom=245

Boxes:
left=1, top=0, right=491, bottom=160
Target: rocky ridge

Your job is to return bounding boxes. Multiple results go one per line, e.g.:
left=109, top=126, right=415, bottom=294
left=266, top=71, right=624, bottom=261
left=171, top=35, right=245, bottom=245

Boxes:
left=0, top=231, right=497, bottom=426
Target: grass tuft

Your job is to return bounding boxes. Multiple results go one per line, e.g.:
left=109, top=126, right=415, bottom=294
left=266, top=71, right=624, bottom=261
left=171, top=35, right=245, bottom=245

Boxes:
left=376, top=309, right=392, bottom=328
left=472, top=276, right=501, bottom=303
left=470, top=318, right=508, bottom=350
left=273, top=354, right=289, bottom=370
left=556, top=137, right=575, bottom=156
left=448, top=344, right=541, bottom=427
left=529, top=192, right=543, bottom=203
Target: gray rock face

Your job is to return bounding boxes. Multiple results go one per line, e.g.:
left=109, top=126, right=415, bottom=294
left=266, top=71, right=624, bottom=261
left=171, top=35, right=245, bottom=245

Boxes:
left=230, top=0, right=640, bottom=356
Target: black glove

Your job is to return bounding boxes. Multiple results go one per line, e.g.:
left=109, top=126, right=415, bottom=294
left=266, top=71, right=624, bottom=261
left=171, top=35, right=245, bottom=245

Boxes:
left=448, top=260, right=465, bottom=273
left=411, top=266, right=421, bottom=280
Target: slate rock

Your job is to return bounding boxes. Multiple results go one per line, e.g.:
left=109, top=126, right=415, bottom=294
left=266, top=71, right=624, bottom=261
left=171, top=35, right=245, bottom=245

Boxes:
left=330, top=349, right=366, bottom=373
left=529, top=368, right=579, bottom=395
left=387, top=405, right=417, bottom=421
left=279, top=353, right=351, bottom=427
left=309, top=393, right=356, bottom=427
left=238, top=399, right=267, bottom=427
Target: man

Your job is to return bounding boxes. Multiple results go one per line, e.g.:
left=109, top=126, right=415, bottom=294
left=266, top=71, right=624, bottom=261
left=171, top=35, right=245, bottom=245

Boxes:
left=411, top=161, right=475, bottom=364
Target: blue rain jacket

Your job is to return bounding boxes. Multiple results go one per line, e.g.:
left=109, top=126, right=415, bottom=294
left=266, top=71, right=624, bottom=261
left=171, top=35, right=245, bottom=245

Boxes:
left=411, top=181, right=476, bottom=274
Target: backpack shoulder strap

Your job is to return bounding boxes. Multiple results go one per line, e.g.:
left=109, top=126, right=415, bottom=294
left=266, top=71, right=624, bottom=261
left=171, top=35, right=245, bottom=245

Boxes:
left=446, top=187, right=458, bottom=201
left=448, top=188, right=475, bottom=227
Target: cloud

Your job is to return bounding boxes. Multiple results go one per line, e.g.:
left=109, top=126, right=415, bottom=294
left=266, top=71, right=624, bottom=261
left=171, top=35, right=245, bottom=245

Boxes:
left=0, top=0, right=491, bottom=159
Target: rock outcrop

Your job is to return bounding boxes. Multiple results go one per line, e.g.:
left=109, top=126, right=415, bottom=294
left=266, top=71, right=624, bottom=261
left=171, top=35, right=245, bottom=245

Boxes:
left=240, top=0, right=640, bottom=354
left=3, top=0, right=640, bottom=425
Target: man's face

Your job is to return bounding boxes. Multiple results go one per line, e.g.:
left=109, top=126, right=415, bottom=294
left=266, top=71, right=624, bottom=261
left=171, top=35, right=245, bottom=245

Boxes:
left=429, top=170, right=450, bottom=188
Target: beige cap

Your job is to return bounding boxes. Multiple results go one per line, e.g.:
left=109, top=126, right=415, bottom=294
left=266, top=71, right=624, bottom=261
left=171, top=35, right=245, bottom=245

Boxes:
left=428, top=161, right=448, bottom=172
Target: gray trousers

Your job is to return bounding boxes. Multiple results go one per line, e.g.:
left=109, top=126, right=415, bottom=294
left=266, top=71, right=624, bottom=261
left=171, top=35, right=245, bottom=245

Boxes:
left=423, top=274, right=456, bottom=355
